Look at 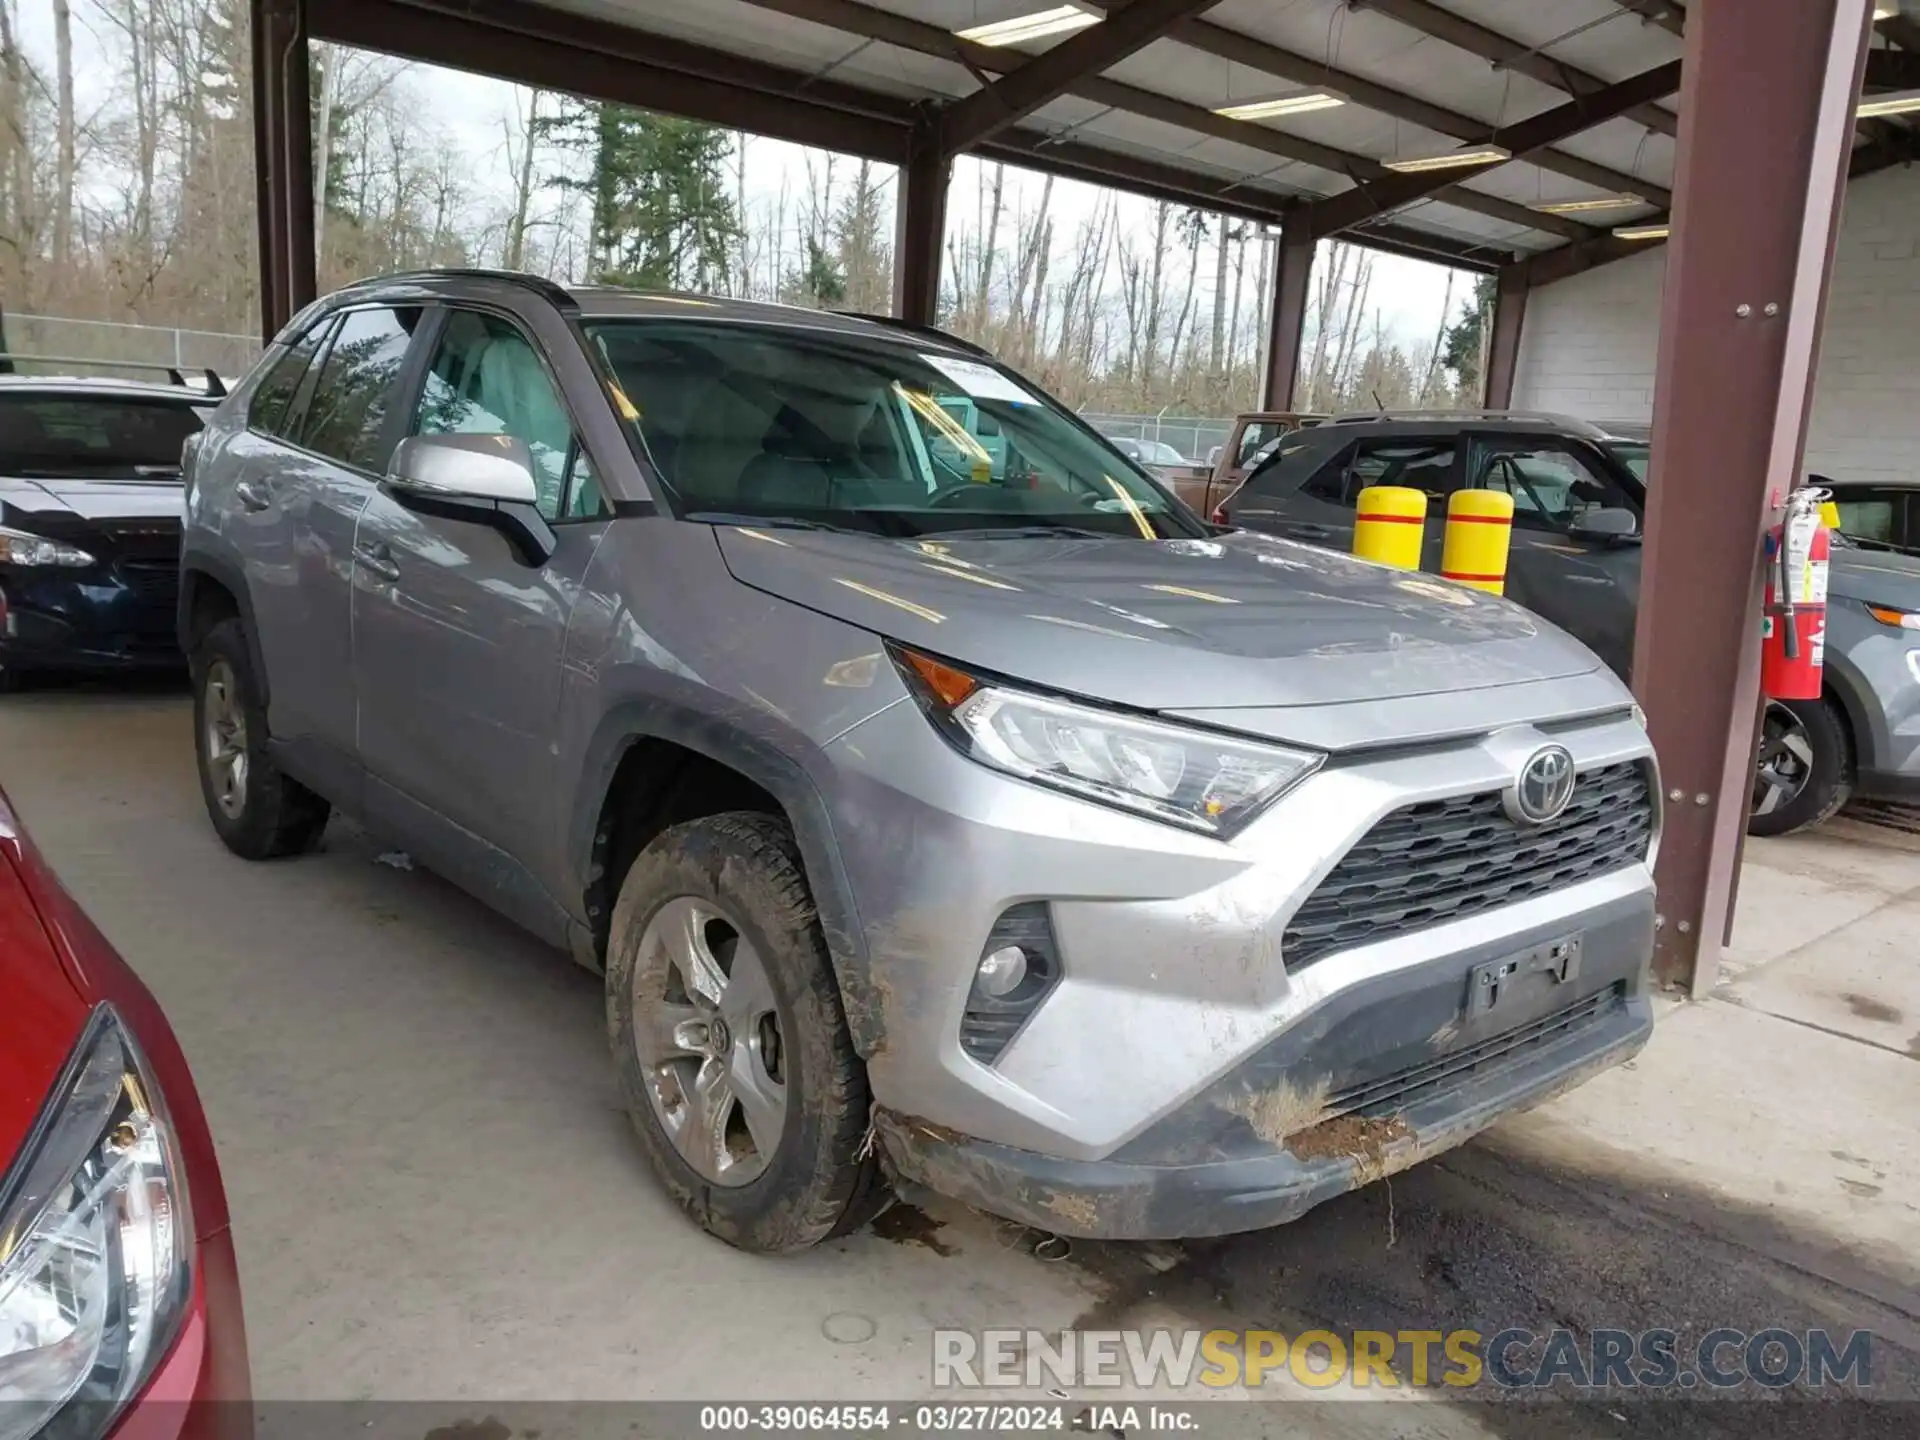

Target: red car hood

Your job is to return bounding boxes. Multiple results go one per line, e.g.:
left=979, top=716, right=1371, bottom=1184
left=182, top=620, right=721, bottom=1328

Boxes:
left=0, top=799, right=90, bottom=1171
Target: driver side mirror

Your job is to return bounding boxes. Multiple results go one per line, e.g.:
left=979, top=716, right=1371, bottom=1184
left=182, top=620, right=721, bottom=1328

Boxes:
left=1570, top=506, right=1640, bottom=544
left=385, top=434, right=555, bottom=566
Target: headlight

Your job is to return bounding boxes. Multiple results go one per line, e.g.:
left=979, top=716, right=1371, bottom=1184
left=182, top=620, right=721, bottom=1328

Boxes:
left=1866, top=603, right=1920, bottom=631
left=893, top=647, right=1321, bottom=834
left=0, top=1006, right=192, bottom=1440
left=0, top=526, right=94, bottom=568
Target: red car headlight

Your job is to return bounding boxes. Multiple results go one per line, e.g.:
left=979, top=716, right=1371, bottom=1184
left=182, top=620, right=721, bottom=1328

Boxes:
left=0, top=1005, right=192, bottom=1440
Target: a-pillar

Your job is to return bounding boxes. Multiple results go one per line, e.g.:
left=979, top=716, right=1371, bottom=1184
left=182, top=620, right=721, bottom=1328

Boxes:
left=892, top=120, right=949, bottom=325
left=1483, top=265, right=1529, bottom=409
left=1261, top=226, right=1314, bottom=410
left=1635, top=0, right=1874, bottom=991
left=251, top=0, right=316, bottom=341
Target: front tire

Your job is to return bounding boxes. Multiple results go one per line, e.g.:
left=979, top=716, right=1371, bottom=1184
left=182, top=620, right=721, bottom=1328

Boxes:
left=191, top=617, right=331, bottom=859
left=605, top=812, right=883, bottom=1253
left=1749, top=697, right=1851, bottom=837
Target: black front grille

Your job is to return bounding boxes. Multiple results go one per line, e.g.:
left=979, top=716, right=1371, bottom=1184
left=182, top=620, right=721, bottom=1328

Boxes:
left=1326, top=982, right=1627, bottom=1119
left=97, top=520, right=181, bottom=563
left=1283, top=761, right=1653, bottom=971
left=116, top=558, right=179, bottom=603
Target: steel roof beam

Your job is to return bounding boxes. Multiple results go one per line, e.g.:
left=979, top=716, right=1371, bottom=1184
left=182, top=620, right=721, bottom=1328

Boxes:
left=1073, top=1, right=1668, bottom=203
left=1301, top=59, right=1681, bottom=240
left=1351, top=0, right=1680, bottom=137
left=938, top=0, right=1225, bottom=152
left=738, top=0, right=1594, bottom=241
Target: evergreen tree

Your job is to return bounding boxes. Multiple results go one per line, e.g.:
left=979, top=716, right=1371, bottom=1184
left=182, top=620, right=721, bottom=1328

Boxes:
left=1440, top=273, right=1496, bottom=397
left=544, top=101, right=738, bottom=290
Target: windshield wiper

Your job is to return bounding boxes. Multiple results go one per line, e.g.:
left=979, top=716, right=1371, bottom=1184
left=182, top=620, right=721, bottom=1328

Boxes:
left=684, top=511, right=880, bottom=538
left=933, top=524, right=1119, bottom=540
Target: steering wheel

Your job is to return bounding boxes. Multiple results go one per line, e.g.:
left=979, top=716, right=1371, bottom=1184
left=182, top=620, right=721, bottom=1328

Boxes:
left=928, top=482, right=995, bottom=509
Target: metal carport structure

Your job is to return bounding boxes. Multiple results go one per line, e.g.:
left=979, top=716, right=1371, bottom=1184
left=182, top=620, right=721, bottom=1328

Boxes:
left=250, top=0, right=1896, bottom=993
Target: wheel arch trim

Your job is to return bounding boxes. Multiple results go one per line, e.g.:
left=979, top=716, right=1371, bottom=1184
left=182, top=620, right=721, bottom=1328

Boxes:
left=568, top=700, right=880, bottom=1055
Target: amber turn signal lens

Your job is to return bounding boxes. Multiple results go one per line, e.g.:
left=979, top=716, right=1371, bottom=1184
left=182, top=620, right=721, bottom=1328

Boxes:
left=900, top=649, right=978, bottom=710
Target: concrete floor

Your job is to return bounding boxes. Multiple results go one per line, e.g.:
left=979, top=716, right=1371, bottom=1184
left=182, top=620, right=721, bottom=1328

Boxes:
left=2, top=684, right=1915, bottom=1435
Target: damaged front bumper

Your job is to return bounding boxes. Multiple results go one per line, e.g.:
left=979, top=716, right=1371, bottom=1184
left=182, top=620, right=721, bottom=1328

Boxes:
left=875, top=890, right=1655, bottom=1240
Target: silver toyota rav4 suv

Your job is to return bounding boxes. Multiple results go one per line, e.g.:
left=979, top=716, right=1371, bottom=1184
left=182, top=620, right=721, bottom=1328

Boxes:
left=178, top=271, right=1659, bottom=1252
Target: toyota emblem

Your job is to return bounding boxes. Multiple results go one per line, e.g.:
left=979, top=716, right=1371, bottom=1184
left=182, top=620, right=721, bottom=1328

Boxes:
left=1506, top=745, right=1577, bottom=825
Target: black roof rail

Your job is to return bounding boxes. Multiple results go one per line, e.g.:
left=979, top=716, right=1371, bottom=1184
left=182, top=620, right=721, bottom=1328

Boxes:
left=841, top=312, right=994, bottom=358
left=346, top=267, right=579, bottom=312
left=0, top=353, right=226, bottom=393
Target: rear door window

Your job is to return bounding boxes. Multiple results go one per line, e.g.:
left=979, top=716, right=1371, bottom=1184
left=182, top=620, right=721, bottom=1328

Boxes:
left=1305, top=438, right=1457, bottom=508
left=294, top=306, right=426, bottom=472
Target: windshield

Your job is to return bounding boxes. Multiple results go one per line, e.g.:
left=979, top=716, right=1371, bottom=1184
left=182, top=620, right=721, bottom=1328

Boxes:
left=0, top=394, right=207, bottom=478
left=584, top=320, right=1204, bottom=540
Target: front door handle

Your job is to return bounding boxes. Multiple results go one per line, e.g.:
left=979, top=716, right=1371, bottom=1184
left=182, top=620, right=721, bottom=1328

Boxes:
left=234, top=478, right=271, bottom=513
left=354, top=540, right=401, bottom=582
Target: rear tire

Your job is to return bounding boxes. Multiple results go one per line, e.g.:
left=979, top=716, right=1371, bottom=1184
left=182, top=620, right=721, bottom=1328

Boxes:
left=191, top=617, right=330, bottom=859
left=1749, top=697, right=1851, bottom=837
left=605, top=811, right=884, bottom=1253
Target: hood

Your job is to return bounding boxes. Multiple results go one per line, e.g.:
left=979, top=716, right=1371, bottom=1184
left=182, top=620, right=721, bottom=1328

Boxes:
left=0, top=798, right=89, bottom=1175
left=1831, top=544, right=1920, bottom=606
left=716, top=528, right=1601, bottom=711
left=0, top=474, right=184, bottom=525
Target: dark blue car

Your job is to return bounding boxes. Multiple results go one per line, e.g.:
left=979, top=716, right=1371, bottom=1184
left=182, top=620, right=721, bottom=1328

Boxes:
left=0, top=376, right=213, bottom=687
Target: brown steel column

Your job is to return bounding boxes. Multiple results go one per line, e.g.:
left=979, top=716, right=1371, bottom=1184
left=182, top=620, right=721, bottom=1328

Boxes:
left=893, top=123, right=949, bottom=324
left=251, top=0, right=315, bottom=340
left=1634, top=0, right=1873, bottom=993
left=1483, top=265, right=1528, bottom=408
left=1262, top=227, right=1314, bottom=410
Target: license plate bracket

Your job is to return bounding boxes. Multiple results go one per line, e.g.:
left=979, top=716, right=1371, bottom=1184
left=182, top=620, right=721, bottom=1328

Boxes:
left=1466, top=934, right=1583, bottom=1018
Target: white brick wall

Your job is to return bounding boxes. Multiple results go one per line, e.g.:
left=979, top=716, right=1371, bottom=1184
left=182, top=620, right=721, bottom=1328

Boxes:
left=1511, top=167, right=1920, bottom=485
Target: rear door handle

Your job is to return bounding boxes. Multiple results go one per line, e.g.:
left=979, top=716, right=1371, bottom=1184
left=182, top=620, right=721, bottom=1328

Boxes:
left=233, top=478, right=271, bottom=513
left=354, top=540, right=401, bottom=582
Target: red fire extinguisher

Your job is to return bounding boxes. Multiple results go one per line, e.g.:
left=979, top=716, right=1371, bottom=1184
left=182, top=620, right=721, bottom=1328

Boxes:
left=1761, top=485, right=1831, bottom=702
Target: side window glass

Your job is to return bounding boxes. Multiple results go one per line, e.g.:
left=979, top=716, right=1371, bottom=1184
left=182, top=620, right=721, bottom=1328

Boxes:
left=1307, top=440, right=1454, bottom=508
left=249, top=320, right=330, bottom=436
left=1236, top=423, right=1278, bottom=467
left=414, top=309, right=580, bottom=522
left=1469, top=440, right=1619, bottom=532
left=1833, top=493, right=1897, bottom=544
left=297, top=307, right=423, bottom=471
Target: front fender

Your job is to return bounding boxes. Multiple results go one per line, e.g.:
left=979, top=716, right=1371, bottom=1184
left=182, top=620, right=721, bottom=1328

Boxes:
left=566, top=697, right=884, bottom=1055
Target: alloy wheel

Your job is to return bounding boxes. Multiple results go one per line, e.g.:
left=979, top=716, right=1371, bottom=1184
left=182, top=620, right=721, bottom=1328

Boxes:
left=1752, top=701, right=1813, bottom=819
left=630, top=896, right=788, bottom=1187
left=203, top=659, right=249, bottom=819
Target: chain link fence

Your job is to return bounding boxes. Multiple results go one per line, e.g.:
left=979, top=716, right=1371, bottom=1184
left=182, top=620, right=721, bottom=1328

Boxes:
left=0, top=313, right=261, bottom=384
left=1080, top=412, right=1238, bottom=465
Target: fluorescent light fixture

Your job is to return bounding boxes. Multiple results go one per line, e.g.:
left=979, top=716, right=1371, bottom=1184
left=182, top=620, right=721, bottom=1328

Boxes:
left=1532, top=193, right=1644, bottom=215
left=1215, top=90, right=1348, bottom=121
left=1875, top=2, right=1900, bottom=19
left=1382, top=144, right=1511, bottom=173
left=1858, top=88, right=1920, bottom=118
left=956, top=4, right=1099, bottom=47
left=1612, top=222, right=1670, bottom=240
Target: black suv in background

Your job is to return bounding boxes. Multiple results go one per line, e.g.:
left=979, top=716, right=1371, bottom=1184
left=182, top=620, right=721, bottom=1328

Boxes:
left=1222, top=410, right=1920, bottom=835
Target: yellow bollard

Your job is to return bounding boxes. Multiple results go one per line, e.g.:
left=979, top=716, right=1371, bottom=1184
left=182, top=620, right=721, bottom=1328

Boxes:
left=1441, top=489, right=1515, bottom=594
left=1352, top=485, right=1428, bottom=570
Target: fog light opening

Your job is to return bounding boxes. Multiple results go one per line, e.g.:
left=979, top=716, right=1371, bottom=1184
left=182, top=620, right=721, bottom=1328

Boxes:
left=976, top=945, right=1028, bottom=998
